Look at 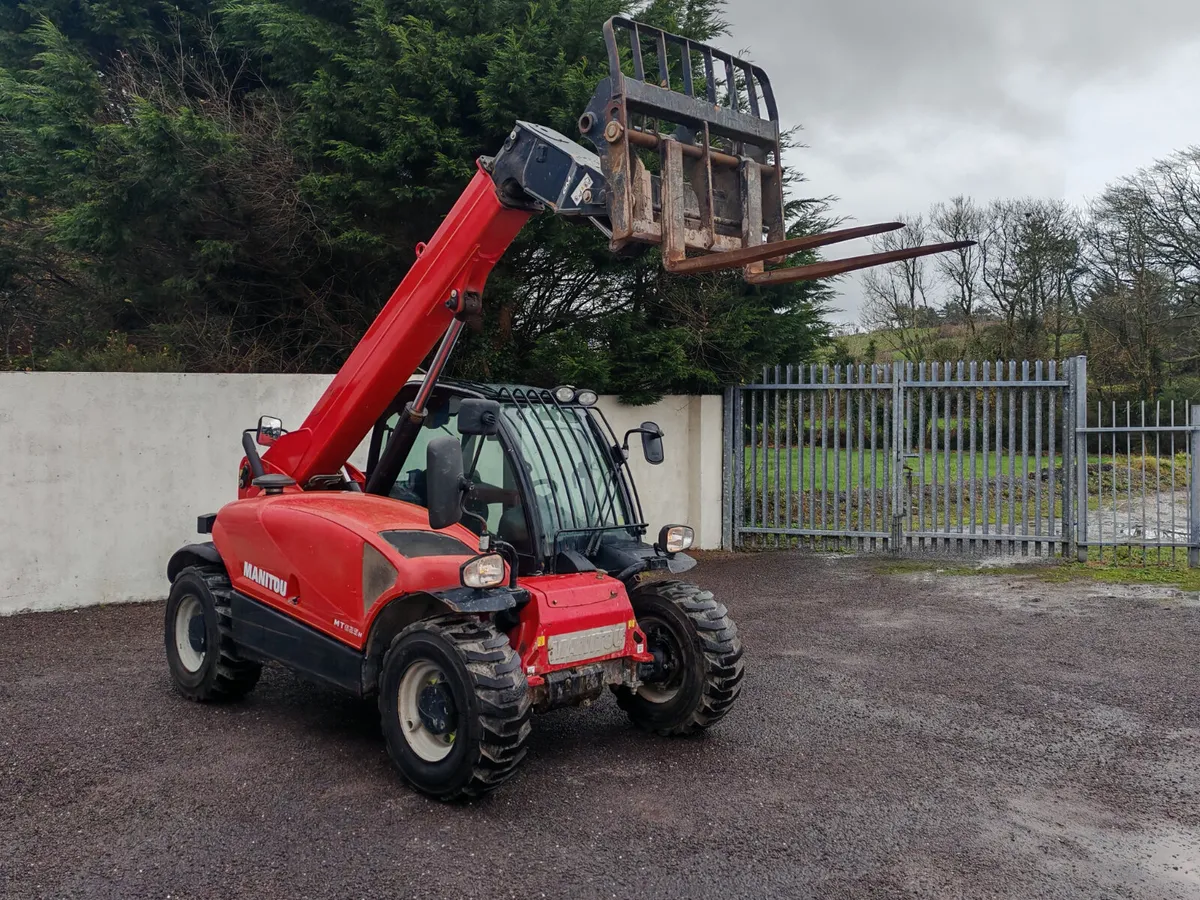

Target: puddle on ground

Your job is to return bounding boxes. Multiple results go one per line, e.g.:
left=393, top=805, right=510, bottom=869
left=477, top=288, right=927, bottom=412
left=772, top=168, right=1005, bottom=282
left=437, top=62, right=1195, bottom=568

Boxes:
left=999, top=789, right=1200, bottom=896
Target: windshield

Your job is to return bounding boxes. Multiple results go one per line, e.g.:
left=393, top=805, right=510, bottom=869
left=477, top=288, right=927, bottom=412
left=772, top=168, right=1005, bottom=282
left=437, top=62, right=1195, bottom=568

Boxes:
left=499, top=392, right=639, bottom=552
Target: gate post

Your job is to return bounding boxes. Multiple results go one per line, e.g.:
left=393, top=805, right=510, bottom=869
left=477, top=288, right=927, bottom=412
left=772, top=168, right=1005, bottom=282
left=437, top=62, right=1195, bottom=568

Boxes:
left=1190, top=404, right=1199, bottom=568
left=721, top=386, right=735, bottom=550
left=890, top=363, right=903, bottom=554
left=1074, top=356, right=1089, bottom=563
left=1063, top=357, right=1075, bottom=557
left=733, top=387, right=746, bottom=549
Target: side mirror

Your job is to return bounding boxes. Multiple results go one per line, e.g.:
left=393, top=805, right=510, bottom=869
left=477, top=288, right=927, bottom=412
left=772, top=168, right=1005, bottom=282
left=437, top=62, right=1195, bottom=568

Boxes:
left=426, top=436, right=466, bottom=530
left=640, top=421, right=664, bottom=465
left=257, top=416, right=284, bottom=446
left=457, top=398, right=501, bottom=437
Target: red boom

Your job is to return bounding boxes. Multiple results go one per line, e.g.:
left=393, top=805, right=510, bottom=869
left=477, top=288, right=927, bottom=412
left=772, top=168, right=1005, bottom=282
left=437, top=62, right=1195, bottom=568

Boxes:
left=262, top=165, right=533, bottom=485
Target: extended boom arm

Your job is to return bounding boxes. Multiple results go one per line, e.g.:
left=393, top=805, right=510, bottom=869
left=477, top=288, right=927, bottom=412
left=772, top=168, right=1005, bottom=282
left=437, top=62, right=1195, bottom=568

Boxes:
left=262, top=166, right=532, bottom=486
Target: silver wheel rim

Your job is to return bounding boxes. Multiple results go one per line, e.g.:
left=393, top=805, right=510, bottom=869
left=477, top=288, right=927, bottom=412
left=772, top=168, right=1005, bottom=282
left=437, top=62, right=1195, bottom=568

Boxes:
left=398, top=660, right=456, bottom=762
left=638, top=681, right=680, bottom=703
left=174, top=595, right=206, bottom=673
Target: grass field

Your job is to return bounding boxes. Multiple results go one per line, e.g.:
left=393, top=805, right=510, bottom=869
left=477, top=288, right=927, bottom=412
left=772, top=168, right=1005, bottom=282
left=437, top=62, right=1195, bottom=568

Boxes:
left=743, top=447, right=1189, bottom=494
left=740, top=447, right=1191, bottom=532
left=744, top=446, right=1063, bottom=494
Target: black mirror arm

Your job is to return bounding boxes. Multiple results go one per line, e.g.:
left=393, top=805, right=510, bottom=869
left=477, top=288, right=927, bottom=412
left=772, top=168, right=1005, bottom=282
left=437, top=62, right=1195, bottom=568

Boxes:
left=467, top=438, right=486, bottom=477
left=493, top=538, right=520, bottom=588
left=619, top=426, right=659, bottom=452
left=242, top=430, right=266, bottom=480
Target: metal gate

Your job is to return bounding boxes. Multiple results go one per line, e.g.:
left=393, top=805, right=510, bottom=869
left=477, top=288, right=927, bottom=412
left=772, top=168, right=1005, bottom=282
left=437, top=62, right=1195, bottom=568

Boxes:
left=723, top=362, right=897, bottom=552
left=723, top=356, right=1200, bottom=563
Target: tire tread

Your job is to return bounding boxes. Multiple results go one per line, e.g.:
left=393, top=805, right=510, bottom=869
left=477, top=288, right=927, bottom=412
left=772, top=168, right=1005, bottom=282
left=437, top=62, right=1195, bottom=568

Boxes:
left=380, top=615, right=530, bottom=801
left=170, top=566, right=262, bottom=702
left=617, top=580, right=744, bottom=736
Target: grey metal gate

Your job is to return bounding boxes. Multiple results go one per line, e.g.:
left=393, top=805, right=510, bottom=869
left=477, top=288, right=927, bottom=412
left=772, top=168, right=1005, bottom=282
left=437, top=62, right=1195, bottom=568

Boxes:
left=1071, top=358, right=1200, bottom=566
left=722, top=363, right=897, bottom=552
left=723, top=356, right=1200, bottom=564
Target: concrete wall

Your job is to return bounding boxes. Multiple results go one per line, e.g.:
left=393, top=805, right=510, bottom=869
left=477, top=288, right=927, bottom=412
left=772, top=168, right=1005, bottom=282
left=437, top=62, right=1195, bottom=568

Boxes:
left=598, top=394, right=724, bottom=551
left=0, top=373, right=724, bottom=615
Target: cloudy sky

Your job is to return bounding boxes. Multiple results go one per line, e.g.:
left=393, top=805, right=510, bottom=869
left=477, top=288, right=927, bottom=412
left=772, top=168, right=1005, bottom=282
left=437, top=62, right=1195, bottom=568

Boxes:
left=723, top=0, right=1200, bottom=325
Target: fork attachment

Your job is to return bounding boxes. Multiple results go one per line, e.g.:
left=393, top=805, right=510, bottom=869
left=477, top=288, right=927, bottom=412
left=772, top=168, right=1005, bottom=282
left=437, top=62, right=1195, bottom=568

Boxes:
left=580, top=17, right=973, bottom=283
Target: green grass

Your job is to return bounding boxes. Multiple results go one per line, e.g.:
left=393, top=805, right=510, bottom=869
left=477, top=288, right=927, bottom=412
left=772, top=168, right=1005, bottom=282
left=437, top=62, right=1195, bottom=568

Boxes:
left=743, top=448, right=1186, bottom=504
left=876, top=556, right=1200, bottom=591
left=744, top=445, right=1061, bottom=493
left=741, top=446, right=1190, bottom=535
left=743, top=447, right=1067, bottom=528
left=830, top=327, right=939, bottom=363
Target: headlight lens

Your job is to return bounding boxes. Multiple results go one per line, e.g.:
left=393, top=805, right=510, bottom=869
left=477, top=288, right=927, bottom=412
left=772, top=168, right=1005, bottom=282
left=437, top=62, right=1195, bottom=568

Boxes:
left=659, top=524, right=694, bottom=554
left=553, top=385, right=576, bottom=404
left=461, top=553, right=506, bottom=589
left=576, top=389, right=598, bottom=407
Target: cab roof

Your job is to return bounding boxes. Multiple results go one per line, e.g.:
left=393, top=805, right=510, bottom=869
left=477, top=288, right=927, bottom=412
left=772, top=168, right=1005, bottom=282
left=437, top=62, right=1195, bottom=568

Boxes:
left=402, top=377, right=593, bottom=406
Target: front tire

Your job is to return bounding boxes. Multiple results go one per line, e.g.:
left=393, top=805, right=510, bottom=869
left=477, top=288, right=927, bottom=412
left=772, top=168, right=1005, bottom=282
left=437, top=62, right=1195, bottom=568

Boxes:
left=378, top=616, right=531, bottom=801
left=164, top=566, right=262, bottom=702
left=615, top=580, right=744, bottom=735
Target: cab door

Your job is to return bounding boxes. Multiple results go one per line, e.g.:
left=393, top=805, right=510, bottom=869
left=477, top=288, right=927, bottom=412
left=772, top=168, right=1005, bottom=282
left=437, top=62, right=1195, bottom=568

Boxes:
left=365, top=388, right=538, bottom=572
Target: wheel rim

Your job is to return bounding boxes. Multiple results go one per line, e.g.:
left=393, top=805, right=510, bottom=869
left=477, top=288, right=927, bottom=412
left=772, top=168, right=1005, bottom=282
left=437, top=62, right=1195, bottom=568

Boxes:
left=398, top=659, right=458, bottom=762
left=174, top=595, right=207, bottom=673
left=638, top=615, right=685, bottom=703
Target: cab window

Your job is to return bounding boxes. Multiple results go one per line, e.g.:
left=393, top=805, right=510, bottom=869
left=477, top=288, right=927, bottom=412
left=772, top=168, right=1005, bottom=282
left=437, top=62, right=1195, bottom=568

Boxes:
left=386, top=396, right=533, bottom=560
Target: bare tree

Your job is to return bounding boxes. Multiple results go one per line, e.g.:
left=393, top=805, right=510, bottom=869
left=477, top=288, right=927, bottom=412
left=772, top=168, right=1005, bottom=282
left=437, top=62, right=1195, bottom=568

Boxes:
left=976, top=198, right=1080, bottom=359
left=929, top=195, right=984, bottom=340
left=861, top=215, right=937, bottom=360
left=1081, top=166, right=1195, bottom=394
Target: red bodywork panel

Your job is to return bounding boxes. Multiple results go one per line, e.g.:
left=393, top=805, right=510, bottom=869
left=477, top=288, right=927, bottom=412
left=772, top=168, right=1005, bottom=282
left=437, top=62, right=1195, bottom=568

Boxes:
left=262, top=166, right=532, bottom=486
left=213, top=492, right=480, bottom=645
left=213, top=492, right=648, bottom=674
left=512, top=573, right=648, bottom=683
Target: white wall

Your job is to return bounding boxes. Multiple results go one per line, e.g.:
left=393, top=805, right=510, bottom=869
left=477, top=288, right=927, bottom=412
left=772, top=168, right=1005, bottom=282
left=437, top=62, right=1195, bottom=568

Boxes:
left=598, top=394, right=724, bottom=551
left=0, top=373, right=724, bottom=615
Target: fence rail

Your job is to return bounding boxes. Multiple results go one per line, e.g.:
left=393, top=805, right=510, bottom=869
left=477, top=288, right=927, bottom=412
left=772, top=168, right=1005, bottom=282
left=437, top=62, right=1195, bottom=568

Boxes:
left=724, top=356, right=1200, bottom=567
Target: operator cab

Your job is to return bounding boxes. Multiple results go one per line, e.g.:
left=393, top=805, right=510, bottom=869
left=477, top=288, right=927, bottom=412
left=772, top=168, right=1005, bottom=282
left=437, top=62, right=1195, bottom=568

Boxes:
left=364, top=378, right=693, bottom=580
left=371, top=386, right=533, bottom=559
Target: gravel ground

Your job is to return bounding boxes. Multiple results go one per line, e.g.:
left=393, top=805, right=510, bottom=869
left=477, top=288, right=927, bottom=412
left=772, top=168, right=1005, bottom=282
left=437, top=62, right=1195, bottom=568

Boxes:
left=2, top=553, right=1198, bottom=900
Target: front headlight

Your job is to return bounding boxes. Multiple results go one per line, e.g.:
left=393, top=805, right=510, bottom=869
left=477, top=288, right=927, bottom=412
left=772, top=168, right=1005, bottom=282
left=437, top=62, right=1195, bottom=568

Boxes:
left=658, top=524, right=695, bottom=554
left=461, top=553, right=506, bottom=589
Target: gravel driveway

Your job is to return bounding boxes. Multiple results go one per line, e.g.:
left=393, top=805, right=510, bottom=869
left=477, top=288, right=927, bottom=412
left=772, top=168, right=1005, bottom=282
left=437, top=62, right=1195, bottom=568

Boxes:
left=2, top=553, right=1198, bottom=899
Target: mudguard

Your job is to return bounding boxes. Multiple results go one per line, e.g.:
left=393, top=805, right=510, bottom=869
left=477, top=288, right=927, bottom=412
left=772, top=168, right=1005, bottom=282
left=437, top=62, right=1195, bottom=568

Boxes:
left=167, top=542, right=224, bottom=582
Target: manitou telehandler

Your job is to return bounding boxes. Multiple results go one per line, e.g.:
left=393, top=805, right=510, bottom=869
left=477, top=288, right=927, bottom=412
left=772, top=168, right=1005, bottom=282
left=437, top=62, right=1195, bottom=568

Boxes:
left=163, top=18, right=971, bottom=800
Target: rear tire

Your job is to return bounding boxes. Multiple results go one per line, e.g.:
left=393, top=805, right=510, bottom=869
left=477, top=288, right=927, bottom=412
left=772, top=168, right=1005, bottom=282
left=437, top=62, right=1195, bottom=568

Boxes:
left=165, top=566, right=262, bottom=702
left=615, top=580, right=744, bottom=735
left=378, top=616, right=531, bottom=801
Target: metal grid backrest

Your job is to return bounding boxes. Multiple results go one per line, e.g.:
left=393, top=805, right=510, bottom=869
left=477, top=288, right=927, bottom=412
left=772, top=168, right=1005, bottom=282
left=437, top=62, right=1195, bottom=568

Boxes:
left=580, top=17, right=786, bottom=267
left=600, top=16, right=779, bottom=147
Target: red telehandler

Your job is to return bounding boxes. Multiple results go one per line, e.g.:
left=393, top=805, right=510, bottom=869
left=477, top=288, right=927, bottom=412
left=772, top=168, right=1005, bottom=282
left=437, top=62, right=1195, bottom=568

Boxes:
left=163, top=18, right=971, bottom=800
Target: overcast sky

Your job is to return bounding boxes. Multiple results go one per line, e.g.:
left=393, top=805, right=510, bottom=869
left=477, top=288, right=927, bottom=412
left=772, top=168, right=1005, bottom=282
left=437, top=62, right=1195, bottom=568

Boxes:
left=723, top=0, right=1200, bottom=325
